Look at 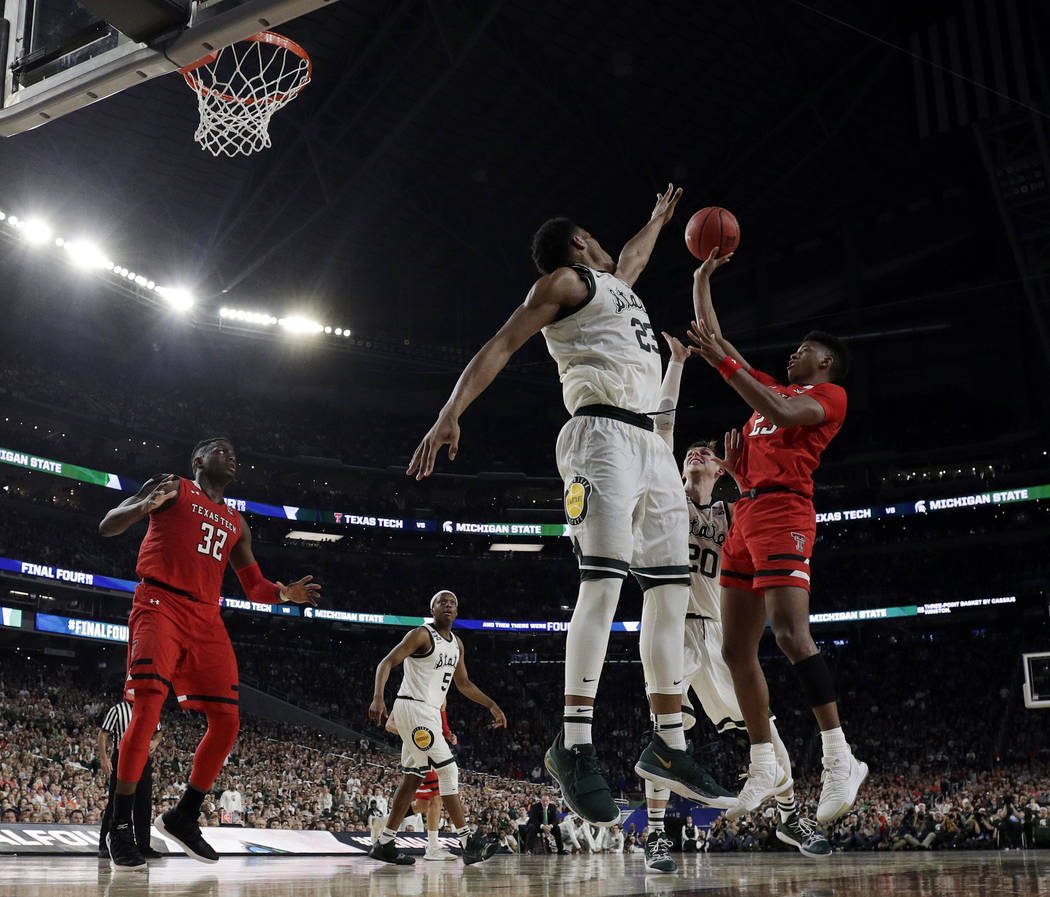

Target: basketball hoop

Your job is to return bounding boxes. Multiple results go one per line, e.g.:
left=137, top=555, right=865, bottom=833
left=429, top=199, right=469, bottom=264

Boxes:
left=180, top=31, right=311, bottom=157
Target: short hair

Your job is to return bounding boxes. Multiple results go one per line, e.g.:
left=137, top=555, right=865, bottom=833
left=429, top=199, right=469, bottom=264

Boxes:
left=190, top=436, right=232, bottom=472
left=430, top=590, right=458, bottom=612
left=685, top=439, right=718, bottom=453
left=531, top=217, right=579, bottom=275
left=803, top=330, right=850, bottom=381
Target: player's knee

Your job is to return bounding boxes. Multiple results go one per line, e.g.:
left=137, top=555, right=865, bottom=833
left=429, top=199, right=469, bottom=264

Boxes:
left=435, top=761, right=459, bottom=796
left=205, top=706, right=240, bottom=748
left=769, top=619, right=814, bottom=661
left=720, top=640, right=750, bottom=672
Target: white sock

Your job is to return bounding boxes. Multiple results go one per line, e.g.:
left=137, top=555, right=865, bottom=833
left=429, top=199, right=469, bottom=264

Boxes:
left=820, top=726, right=849, bottom=756
left=379, top=827, right=397, bottom=845
left=457, top=825, right=471, bottom=851
left=776, top=796, right=797, bottom=823
left=750, top=742, right=776, bottom=765
left=564, top=704, right=594, bottom=749
left=428, top=830, right=439, bottom=850
left=654, top=712, right=686, bottom=750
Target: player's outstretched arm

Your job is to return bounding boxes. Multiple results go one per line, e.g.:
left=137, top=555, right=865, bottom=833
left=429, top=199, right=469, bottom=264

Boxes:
left=368, top=627, right=432, bottom=725
left=654, top=332, right=691, bottom=451
left=406, top=268, right=586, bottom=480
left=616, top=183, right=683, bottom=287
left=98, top=473, right=178, bottom=536
left=452, top=637, right=506, bottom=728
left=231, top=515, right=321, bottom=606
left=690, top=320, right=826, bottom=428
left=715, top=428, right=744, bottom=494
left=691, top=247, right=735, bottom=342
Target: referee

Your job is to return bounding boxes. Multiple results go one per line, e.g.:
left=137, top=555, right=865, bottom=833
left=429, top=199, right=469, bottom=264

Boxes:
left=98, top=698, right=162, bottom=859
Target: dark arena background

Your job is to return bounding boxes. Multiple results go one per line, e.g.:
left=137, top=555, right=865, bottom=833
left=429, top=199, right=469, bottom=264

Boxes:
left=1, top=1, right=1049, bottom=895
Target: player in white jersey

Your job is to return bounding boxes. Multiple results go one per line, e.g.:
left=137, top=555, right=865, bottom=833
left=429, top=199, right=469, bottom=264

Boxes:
left=368, top=590, right=506, bottom=865
left=640, top=326, right=831, bottom=874
left=408, top=184, right=730, bottom=825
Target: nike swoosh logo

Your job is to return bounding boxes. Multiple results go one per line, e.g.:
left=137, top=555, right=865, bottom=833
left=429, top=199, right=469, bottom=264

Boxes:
left=653, top=753, right=673, bottom=770
left=673, top=679, right=682, bottom=686
left=575, top=708, right=591, bottom=713
left=582, top=677, right=596, bottom=683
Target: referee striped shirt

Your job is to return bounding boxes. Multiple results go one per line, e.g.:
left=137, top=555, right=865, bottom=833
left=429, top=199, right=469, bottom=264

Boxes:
left=101, top=701, right=134, bottom=742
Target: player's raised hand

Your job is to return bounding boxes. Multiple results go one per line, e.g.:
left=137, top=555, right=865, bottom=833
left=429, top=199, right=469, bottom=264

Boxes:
left=368, top=697, right=388, bottom=726
left=407, top=411, right=461, bottom=480
left=143, top=475, right=178, bottom=512
left=489, top=704, right=507, bottom=729
left=695, top=245, right=733, bottom=280
left=661, top=331, right=690, bottom=364
left=686, top=318, right=727, bottom=367
left=276, top=574, right=321, bottom=607
left=717, top=428, right=742, bottom=477
left=650, top=182, right=683, bottom=226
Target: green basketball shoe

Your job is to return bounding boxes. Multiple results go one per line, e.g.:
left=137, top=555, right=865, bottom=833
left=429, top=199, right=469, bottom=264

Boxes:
left=544, top=732, right=619, bottom=826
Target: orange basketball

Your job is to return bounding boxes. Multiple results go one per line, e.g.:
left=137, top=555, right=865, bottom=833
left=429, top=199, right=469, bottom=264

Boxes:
left=685, top=207, right=740, bottom=260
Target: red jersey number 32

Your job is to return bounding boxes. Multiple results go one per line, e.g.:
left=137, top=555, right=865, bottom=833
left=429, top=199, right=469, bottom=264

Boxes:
left=748, top=415, right=778, bottom=437
left=196, top=522, right=229, bottom=561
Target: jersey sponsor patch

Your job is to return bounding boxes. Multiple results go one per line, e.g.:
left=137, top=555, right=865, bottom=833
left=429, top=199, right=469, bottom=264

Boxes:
left=564, top=476, right=591, bottom=525
left=411, top=726, right=435, bottom=750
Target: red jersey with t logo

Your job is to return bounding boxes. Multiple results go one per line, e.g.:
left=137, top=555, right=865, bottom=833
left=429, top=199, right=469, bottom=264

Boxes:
left=736, top=369, right=847, bottom=499
left=136, top=476, right=241, bottom=603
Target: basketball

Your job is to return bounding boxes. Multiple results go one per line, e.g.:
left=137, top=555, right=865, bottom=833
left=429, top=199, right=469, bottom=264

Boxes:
left=685, top=207, right=740, bottom=260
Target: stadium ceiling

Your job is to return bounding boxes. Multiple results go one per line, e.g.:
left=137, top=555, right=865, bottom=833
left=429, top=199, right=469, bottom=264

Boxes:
left=1, top=0, right=1049, bottom=399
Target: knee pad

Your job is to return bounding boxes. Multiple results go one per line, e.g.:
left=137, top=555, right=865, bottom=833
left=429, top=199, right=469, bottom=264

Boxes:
left=435, top=760, right=459, bottom=796
left=564, top=577, right=621, bottom=698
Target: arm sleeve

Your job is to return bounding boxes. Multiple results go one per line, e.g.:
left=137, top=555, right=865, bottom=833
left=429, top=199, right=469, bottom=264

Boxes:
left=748, top=368, right=779, bottom=387
left=235, top=562, right=282, bottom=605
left=806, top=382, right=847, bottom=425
left=441, top=709, right=452, bottom=738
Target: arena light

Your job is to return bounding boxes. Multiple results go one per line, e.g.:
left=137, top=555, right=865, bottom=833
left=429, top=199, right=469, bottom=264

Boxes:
left=284, top=530, right=344, bottom=542
left=64, top=240, right=108, bottom=269
left=21, top=218, right=52, bottom=245
left=488, top=543, right=544, bottom=552
left=279, top=315, right=324, bottom=335
left=156, top=286, right=196, bottom=313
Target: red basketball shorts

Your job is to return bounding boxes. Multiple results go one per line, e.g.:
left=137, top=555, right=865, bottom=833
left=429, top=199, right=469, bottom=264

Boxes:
left=414, top=770, right=440, bottom=801
left=124, top=582, right=239, bottom=713
left=720, top=492, right=815, bottom=593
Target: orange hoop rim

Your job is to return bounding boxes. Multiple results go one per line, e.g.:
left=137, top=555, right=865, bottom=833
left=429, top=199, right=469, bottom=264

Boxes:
left=180, top=31, right=312, bottom=106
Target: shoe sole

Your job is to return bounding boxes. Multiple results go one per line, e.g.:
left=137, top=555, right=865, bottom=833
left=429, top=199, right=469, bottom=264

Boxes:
left=545, top=750, right=619, bottom=827
left=644, top=858, right=678, bottom=873
left=154, top=814, right=219, bottom=865
left=636, top=762, right=738, bottom=810
left=424, top=853, right=458, bottom=861
left=775, top=828, right=831, bottom=859
left=815, top=761, right=869, bottom=824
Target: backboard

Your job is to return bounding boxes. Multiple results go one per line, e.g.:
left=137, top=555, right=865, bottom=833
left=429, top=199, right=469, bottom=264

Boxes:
left=1022, top=651, right=1050, bottom=709
left=0, top=0, right=336, bottom=136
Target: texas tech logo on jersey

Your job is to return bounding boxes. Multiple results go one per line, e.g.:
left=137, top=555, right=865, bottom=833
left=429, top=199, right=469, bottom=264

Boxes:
left=790, top=531, right=808, bottom=553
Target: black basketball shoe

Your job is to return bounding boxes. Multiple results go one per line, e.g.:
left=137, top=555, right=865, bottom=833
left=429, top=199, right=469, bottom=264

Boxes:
left=154, top=811, right=219, bottom=863
left=107, top=822, right=146, bottom=872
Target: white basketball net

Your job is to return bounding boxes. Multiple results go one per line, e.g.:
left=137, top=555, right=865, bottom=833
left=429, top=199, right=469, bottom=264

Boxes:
left=182, top=32, right=311, bottom=157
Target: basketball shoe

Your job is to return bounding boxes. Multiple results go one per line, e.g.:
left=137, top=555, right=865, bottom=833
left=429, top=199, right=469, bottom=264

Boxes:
left=776, top=812, right=832, bottom=857
left=544, top=732, right=619, bottom=826
left=816, top=753, right=868, bottom=823
left=369, top=839, right=415, bottom=865
left=154, top=810, right=219, bottom=863
left=107, top=822, right=146, bottom=872
left=635, top=734, right=737, bottom=809
left=643, top=830, right=677, bottom=873
left=461, top=832, right=498, bottom=865
left=424, top=845, right=457, bottom=861
left=726, top=759, right=792, bottom=819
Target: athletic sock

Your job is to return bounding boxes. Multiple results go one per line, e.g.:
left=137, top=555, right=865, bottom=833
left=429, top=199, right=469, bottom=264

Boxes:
left=564, top=705, right=593, bottom=749
left=777, top=796, right=797, bottom=823
left=647, top=806, right=665, bottom=833
left=820, top=726, right=849, bottom=757
left=655, top=712, right=686, bottom=750
left=113, top=792, right=135, bottom=824
left=428, top=830, right=440, bottom=850
left=457, top=825, right=471, bottom=850
left=378, top=827, right=397, bottom=846
left=174, top=784, right=207, bottom=819
left=750, top=742, right=776, bottom=765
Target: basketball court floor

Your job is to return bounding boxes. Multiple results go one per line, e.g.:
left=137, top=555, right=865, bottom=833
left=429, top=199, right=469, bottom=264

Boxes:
left=4, top=851, right=1049, bottom=897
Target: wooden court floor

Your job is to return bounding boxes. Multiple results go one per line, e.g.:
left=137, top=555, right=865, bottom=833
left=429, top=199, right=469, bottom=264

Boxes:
left=3, top=850, right=1048, bottom=897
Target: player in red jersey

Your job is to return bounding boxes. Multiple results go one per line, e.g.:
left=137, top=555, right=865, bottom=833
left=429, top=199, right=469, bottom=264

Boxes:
left=687, top=251, right=867, bottom=825
left=98, top=437, right=320, bottom=871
